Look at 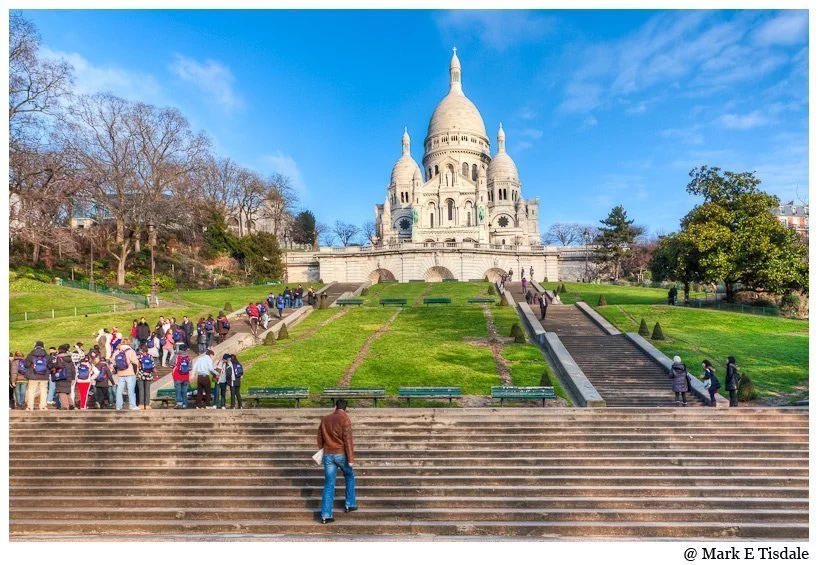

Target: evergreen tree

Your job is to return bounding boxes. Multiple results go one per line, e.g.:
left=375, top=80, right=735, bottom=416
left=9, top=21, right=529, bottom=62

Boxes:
left=291, top=210, right=317, bottom=247
left=593, top=205, right=642, bottom=280
left=638, top=318, right=650, bottom=337
left=649, top=233, right=705, bottom=302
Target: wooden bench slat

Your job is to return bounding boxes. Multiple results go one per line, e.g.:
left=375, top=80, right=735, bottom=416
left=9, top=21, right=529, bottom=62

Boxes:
left=245, top=387, right=309, bottom=407
left=491, top=386, right=556, bottom=407
left=467, top=298, right=496, bottom=303
left=336, top=298, right=364, bottom=306
left=398, top=387, right=462, bottom=406
left=321, top=388, right=386, bottom=407
left=423, top=297, right=451, bottom=304
left=380, top=298, right=408, bottom=306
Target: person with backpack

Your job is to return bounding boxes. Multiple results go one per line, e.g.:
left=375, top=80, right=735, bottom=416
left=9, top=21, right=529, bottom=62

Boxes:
left=110, top=327, right=123, bottom=351
left=668, top=355, right=690, bottom=407
left=216, top=311, right=230, bottom=344
left=193, top=349, right=218, bottom=409
left=182, top=316, right=194, bottom=349
left=227, top=354, right=243, bottom=409
left=161, top=329, right=175, bottom=368
left=701, top=359, right=721, bottom=407
left=295, top=285, right=304, bottom=308
left=266, top=293, right=275, bottom=310
left=136, top=344, right=156, bottom=410
left=91, top=354, right=115, bottom=409
left=145, top=333, right=160, bottom=367
left=215, top=354, right=230, bottom=409
left=725, top=356, right=740, bottom=407
left=284, top=288, right=292, bottom=309
left=171, top=344, right=193, bottom=409
left=74, top=354, right=95, bottom=410
left=11, top=351, right=26, bottom=409
left=136, top=317, right=151, bottom=349
left=257, top=302, right=270, bottom=329
left=205, top=315, right=216, bottom=349
left=52, top=344, right=76, bottom=411
left=196, top=317, right=207, bottom=353
left=24, top=341, right=50, bottom=411
left=275, top=294, right=285, bottom=319
left=113, top=341, right=140, bottom=411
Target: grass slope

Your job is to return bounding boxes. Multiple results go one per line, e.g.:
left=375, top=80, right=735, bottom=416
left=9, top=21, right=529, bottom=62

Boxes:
left=543, top=281, right=705, bottom=305
left=597, top=304, right=808, bottom=398
left=10, top=278, right=128, bottom=316
left=164, top=283, right=311, bottom=311
left=362, top=281, right=490, bottom=306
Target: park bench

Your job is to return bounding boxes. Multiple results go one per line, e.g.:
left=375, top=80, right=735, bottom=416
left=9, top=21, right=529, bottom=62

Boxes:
left=468, top=279, right=486, bottom=282
left=336, top=298, right=364, bottom=306
left=322, top=387, right=386, bottom=408
left=491, top=386, right=556, bottom=407
left=380, top=298, right=408, bottom=306
left=467, top=297, right=496, bottom=304
left=246, top=387, right=309, bottom=408
left=408, top=279, right=425, bottom=283
left=423, top=297, right=451, bottom=305
left=442, top=278, right=459, bottom=282
left=151, top=388, right=196, bottom=408
left=398, top=386, right=462, bottom=406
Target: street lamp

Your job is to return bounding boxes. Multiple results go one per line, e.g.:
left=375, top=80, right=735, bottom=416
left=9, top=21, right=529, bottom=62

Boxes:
left=147, top=223, right=157, bottom=307
left=583, top=228, right=590, bottom=283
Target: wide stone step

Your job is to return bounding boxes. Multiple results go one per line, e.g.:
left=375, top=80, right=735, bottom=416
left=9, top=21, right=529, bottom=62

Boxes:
left=9, top=519, right=807, bottom=539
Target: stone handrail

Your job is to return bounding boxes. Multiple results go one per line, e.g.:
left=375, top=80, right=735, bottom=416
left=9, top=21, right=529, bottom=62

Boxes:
left=575, top=301, right=621, bottom=335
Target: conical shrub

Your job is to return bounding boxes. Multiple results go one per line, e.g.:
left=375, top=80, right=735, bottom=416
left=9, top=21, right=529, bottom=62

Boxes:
left=540, top=370, right=553, bottom=387
left=510, top=323, right=526, bottom=343
left=597, top=294, right=607, bottom=306
left=318, top=295, right=328, bottom=310
left=277, top=323, right=289, bottom=340
left=224, top=302, right=233, bottom=312
left=488, top=284, right=496, bottom=295
left=499, top=294, right=509, bottom=307
left=737, top=373, right=758, bottom=402
left=262, top=332, right=277, bottom=346
left=638, top=318, right=650, bottom=337
left=651, top=322, right=665, bottom=340
left=559, top=283, right=567, bottom=294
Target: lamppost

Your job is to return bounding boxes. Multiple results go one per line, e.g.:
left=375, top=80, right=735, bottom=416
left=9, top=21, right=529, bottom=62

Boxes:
left=147, top=223, right=157, bottom=307
left=583, top=228, right=590, bottom=283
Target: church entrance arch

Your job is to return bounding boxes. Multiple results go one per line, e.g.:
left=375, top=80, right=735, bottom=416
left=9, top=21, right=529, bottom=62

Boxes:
left=368, top=269, right=397, bottom=284
left=424, top=266, right=455, bottom=282
left=484, top=268, right=507, bottom=283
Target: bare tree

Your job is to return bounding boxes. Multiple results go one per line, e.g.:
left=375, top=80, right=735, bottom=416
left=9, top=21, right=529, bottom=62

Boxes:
left=361, top=220, right=377, bottom=245
left=233, top=169, right=265, bottom=237
left=544, top=222, right=584, bottom=246
left=332, top=221, right=360, bottom=247
left=315, top=222, right=332, bottom=247
left=260, top=173, right=298, bottom=240
left=197, top=155, right=243, bottom=219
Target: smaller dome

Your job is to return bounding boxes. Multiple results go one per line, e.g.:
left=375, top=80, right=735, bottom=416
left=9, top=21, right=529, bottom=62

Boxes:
left=391, top=127, right=422, bottom=186
left=487, top=123, right=519, bottom=182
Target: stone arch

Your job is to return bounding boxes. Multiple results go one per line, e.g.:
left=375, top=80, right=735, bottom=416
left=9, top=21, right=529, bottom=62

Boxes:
left=368, top=268, right=397, bottom=284
left=424, top=266, right=455, bottom=282
left=484, top=268, right=507, bottom=283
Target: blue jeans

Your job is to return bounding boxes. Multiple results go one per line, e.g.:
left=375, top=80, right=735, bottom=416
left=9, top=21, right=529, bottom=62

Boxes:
left=174, top=380, right=189, bottom=407
left=295, top=296, right=303, bottom=307
left=15, top=382, right=27, bottom=406
left=116, top=376, right=137, bottom=409
left=47, top=380, right=56, bottom=403
left=133, top=337, right=140, bottom=350
left=321, top=454, right=356, bottom=519
left=212, top=381, right=221, bottom=407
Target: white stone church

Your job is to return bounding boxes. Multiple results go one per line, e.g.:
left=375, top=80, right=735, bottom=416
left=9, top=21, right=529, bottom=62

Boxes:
left=375, top=49, right=540, bottom=247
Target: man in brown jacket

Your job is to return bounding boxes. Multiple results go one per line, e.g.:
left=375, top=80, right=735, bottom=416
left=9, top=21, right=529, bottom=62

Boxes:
left=317, top=399, right=357, bottom=523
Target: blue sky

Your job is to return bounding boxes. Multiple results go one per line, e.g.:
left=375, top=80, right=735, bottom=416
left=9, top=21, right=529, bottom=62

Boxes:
left=25, top=9, right=809, bottom=237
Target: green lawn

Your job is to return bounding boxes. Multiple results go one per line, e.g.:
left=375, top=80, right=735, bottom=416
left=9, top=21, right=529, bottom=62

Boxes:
left=542, top=281, right=706, bottom=306
left=10, top=277, right=129, bottom=318
left=163, top=283, right=311, bottom=311
left=9, top=307, right=195, bottom=353
left=597, top=304, right=808, bottom=398
left=362, top=281, right=490, bottom=306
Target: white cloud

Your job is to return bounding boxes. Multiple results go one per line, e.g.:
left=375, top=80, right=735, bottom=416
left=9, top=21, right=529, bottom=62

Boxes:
left=662, top=126, right=704, bottom=146
left=169, top=54, right=242, bottom=112
left=625, top=102, right=647, bottom=115
left=517, top=106, right=537, bottom=120
left=583, top=115, right=598, bottom=128
left=753, top=11, right=808, bottom=47
left=435, top=11, right=556, bottom=52
left=718, top=111, right=771, bottom=130
left=262, top=152, right=306, bottom=196
left=521, top=128, right=543, bottom=140
left=40, top=46, right=165, bottom=103
left=512, top=141, right=533, bottom=153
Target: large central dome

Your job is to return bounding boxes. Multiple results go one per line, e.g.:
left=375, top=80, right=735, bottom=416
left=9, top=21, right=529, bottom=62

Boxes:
left=426, top=49, right=487, bottom=139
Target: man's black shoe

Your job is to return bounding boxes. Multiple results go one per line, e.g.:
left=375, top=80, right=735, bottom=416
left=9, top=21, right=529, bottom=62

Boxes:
left=321, top=517, right=334, bottom=524
left=344, top=507, right=357, bottom=513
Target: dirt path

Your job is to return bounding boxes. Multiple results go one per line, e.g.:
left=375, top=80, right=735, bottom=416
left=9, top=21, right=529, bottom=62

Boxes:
left=464, top=305, right=512, bottom=386
left=242, top=309, right=350, bottom=372
left=337, top=310, right=401, bottom=387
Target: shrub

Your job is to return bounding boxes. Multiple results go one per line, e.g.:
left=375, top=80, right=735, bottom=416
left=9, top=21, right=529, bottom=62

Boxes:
left=638, top=318, right=650, bottom=337
left=540, top=370, right=553, bottom=387
left=224, top=302, right=233, bottom=312
left=499, top=294, right=509, bottom=307
left=318, top=295, right=329, bottom=310
left=737, top=373, right=758, bottom=402
left=262, top=333, right=277, bottom=346
left=597, top=294, right=607, bottom=306
left=360, top=287, right=369, bottom=296
left=277, top=323, right=289, bottom=340
left=651, top=322, right=665, bottom=341
left=542, top=277, right=549, bottom=283
left=509, top=323, right=526, bottom=343
left=558, top=283, right=567, bottom=294
left=488, top=284, right=496, bottom=295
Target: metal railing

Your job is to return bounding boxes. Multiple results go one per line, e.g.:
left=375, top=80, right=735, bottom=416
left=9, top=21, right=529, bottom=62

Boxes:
left=685, top=299, right=781, bottom=317
left=58, top=279, right=149, bottom=307
left=10, top=301, right=150, bottom=323
left=322, top=241, right=559, bottom=254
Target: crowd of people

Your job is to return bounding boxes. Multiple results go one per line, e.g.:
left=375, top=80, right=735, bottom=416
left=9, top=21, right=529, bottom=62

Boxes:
left=9, top=314, right=246, bottom=411
left=668, top=355, right=742, bottom=407
left=245, top=285, right=323, bottom=330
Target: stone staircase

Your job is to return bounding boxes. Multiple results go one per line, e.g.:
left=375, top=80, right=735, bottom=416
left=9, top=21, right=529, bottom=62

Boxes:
left=9, top=408, right=808, bottom=540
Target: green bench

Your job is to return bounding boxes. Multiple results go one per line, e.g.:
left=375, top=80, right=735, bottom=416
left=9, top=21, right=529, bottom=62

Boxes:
left=408, top=279, right=424, bottom=282
left=398, top=386, right=462, bottom=406
left=423, top=297, right=451, bottom=305
left=467, top=297, right=496, bottom=303
left=380, top=298, right=408, bottom=306
left=322, top=387, right=386, bottom=408
left=151, top=388, right=195, bottom=407
left=442, top=278, right=459, bottom=282
left=336, top=298, right=364, bottom=306
left=246, top=387, right=309, bottom=407
left=491, top=386, right=556, bottom=407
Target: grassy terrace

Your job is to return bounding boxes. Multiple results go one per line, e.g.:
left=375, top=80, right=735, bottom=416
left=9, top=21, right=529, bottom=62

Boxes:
left=162, top=282, right=311, bottom=311
left=542, top=281, right=706, bottom=305
left=10, top=277, right=129, bottom=316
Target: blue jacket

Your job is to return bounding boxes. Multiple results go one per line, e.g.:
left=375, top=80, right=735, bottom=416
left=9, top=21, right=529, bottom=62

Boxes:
left=704, top=367, right=720, bottom=391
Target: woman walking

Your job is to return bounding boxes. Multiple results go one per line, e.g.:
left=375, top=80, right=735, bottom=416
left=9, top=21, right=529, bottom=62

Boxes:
left=668, top=355, right=689, bottom=406
left=216, top=354, right=230, bottom=409
left=161, top=329, right=175, bottom=368
left=137, top=344, right=156, bottom=410
left=130, top=319, right=139, bottom=349
left=74, top=355, right=94, bottom=410
left=702, top=360, right=720, bottom=407
left=227, top=354, right=243, bottom=409
left=725, top=356, right=740, bottom=407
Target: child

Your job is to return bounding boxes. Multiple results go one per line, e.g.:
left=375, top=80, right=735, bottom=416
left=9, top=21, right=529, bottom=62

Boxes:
left=74, top=355, right=94, bottom=409
left=137, top=344, right=156, bottom=410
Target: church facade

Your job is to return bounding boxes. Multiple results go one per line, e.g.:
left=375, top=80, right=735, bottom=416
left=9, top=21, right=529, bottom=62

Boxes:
left=375, top=50, right=540, bottom=247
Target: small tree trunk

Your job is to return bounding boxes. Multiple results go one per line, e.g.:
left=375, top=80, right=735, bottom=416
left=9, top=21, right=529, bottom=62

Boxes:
left=683, top=281, right=690, bottom=302
left=724, top=280, right=736, bottom=302
left=32, top=242, right=40, bottom=264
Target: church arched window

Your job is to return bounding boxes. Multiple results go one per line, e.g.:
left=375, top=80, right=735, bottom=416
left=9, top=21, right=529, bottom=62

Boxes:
left=462, top=163, right=469, bottom=177
left=472, top=164, right=478, bottom=181
left=434, top=165, right=439, bottom=176
left=430, top=212, right=434, bottom=227
left=467, top=212, right=471, bottom=227
left=447, top=199, right=454, bottom=221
